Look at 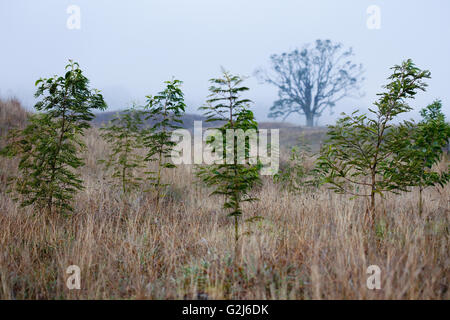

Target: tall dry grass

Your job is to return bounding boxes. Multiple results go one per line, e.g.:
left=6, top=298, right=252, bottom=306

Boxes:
left=0, top=101, right=448, bottom=300
left=0, top=98, right=28, bottom=138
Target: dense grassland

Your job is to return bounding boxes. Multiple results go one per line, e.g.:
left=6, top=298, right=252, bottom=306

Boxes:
left=0, top=99, right=448, bottom=300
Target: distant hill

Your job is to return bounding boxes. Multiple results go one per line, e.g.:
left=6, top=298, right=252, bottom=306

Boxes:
left=92, top=111, right=328, bottom=151
left=92, top=110, right=209, bottom=129
left=0, top=98, right=28, bottom=138
left=0, top=102, right=328, bottom=152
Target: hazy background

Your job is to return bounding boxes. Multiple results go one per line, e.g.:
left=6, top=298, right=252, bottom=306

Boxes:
left=1, top=0, right=449, bottom=125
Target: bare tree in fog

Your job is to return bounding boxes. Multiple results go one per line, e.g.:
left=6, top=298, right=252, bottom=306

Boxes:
left=255, top=39, right=364, bottom=127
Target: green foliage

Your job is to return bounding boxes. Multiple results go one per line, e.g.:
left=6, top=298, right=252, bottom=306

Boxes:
left=316, top=59, right=431, bottom=221
left=405, top=100, right=450, bottom=187
left=141, top=79, right=186, bottom=206
left=1, top=60, right=106, bottom=214
left=99, top=108, right=145, bottom=194
left=197, top=70, right=262, bottom=244
left=392, top=100, right=450, bottom=214
left=273, top=136, right=319, bottom=193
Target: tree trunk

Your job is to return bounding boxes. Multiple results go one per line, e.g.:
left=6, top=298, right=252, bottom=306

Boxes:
left=418, top=186, right=423, bottom=217
left=369, top=192, right=376, bottom=222
left=368, top=177, right=376, bottom=229
left=306, top=114, right=315, bottom=127
left=234, top=214, right=240, bottom=269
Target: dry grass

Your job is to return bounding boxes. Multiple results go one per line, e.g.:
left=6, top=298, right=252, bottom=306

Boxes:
left=0, top=101, right=449, bottom=300
left=0, top=97, right=28, bottom=139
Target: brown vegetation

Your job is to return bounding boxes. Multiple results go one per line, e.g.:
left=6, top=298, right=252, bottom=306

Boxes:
left=0, top=99, right=448, bottom=299
left=0, top=97, right=28, bottom=138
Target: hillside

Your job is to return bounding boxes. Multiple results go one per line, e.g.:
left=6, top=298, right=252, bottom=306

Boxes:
left=0, top=98, right=28, bottom=138
left=0, top=102, right=327, bottom=152
left=92, top=110, right=328, bottom=152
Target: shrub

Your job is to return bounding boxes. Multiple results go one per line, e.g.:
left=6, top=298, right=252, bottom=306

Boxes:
left=196, top=70, right=262, bottom=247
left=141, top=79, right=186, bottom=209
left=316, top=59, right=431, bottom=225
left=99, top=108, right=145, bottom=195
left=393, top=100, right=450, bottom=215
left=1, top=60, right=106, bottom=214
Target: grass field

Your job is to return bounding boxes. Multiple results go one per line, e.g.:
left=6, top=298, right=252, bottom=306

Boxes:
left=0, top=98, right=448, bottom=299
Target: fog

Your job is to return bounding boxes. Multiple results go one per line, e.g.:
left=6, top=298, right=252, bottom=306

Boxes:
left=1, top=0, right=449, bottom=125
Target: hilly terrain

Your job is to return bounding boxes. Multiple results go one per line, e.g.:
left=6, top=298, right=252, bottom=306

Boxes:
left=93, top=110, right=328, bottom=152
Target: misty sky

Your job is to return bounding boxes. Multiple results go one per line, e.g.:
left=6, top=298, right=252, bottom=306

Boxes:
left=1, top=0, right=449, bottom=125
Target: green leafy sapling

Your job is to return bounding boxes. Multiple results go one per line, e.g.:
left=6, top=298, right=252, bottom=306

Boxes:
left=1, top=113, right=60, bottom=208
left=99, top=108, right=145, bottom=195
left=316, top=59, right=431, bottom=225
left=273, top=135, right=319, bottom=193
left=394, top=100, right=450, bottom=215
left=1, top=60, right=107, bottom=214
left=142, top=79, right=186, bottom=208
left=196, top=70, right=262, bottom=247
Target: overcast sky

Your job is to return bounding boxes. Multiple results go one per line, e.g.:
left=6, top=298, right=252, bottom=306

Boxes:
left=1, top=0, right=449, bottom=125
